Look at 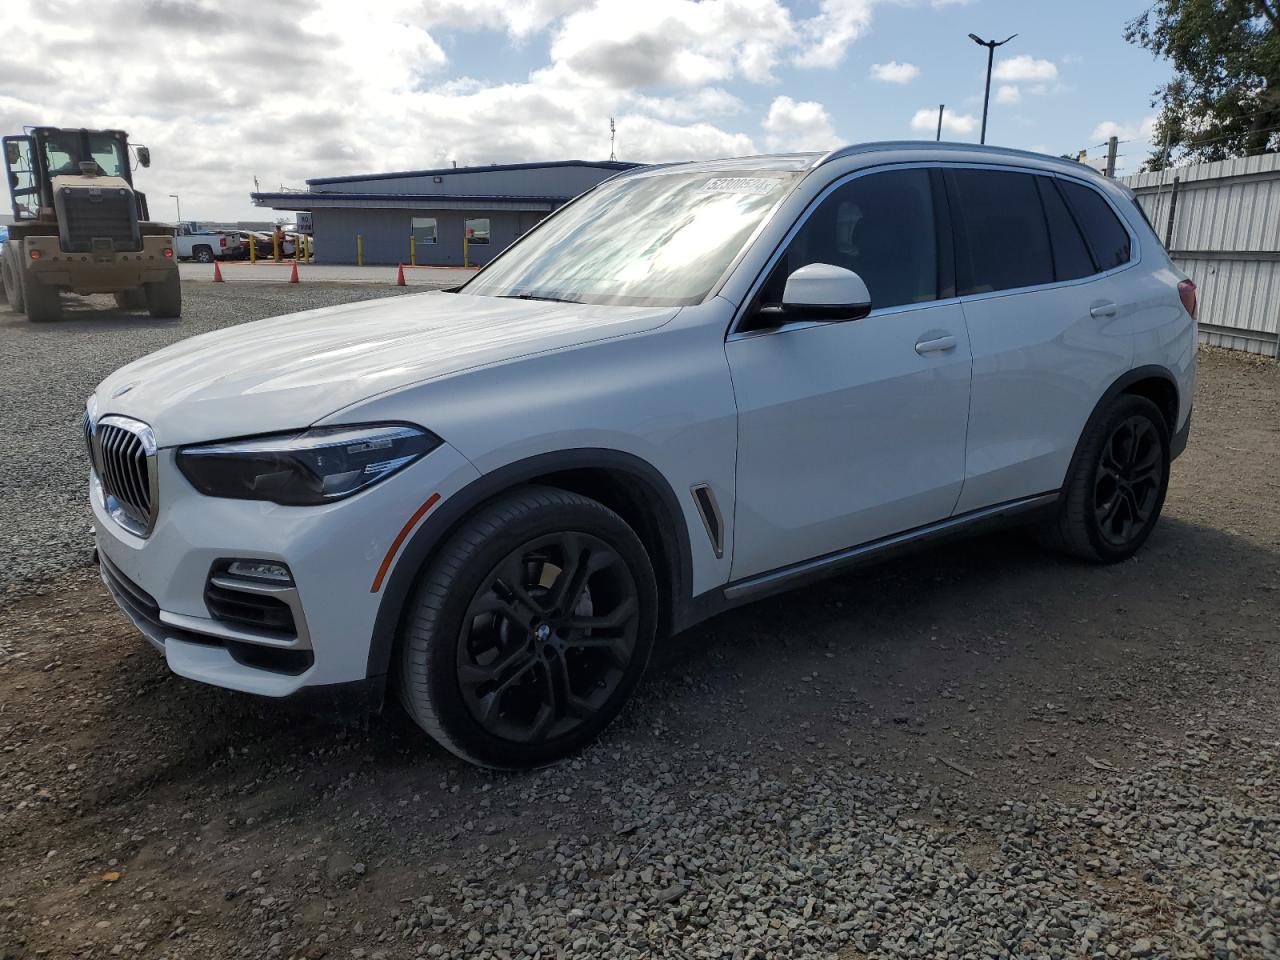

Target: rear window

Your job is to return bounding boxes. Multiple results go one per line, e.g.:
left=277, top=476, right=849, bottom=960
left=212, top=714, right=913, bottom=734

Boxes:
left=1037, top=177, right=1095, bottom=281
left=1058, top=180, right=1132, bottom=270
left=946, top=169, right=1054, bottom=295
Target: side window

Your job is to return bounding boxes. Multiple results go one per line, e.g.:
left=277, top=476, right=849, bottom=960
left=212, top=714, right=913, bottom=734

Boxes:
left=946, top=169, right=1054, bottom=295
left=761, top=168, right=938, bottom=310
left=1037, top=176, right=1095, bottom=281
left=411, top=217, right=437, bottom=245
left=1058, top=180, right=1131, bottom=270
left=465, top=218, right=490, bottom=244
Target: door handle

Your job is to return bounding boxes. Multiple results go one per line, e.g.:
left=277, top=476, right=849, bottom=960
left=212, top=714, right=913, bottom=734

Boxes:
left=914, top=335, right=957, bottom=355
left=1089, top=301, right=1118, bottom=319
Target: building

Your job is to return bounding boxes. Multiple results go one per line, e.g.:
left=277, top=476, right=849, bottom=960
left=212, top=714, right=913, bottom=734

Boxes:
left=250, top=160, right=637, bottom=267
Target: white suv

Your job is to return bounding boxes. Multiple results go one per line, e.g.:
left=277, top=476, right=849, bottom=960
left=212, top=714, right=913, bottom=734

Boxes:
left=86, top=143, right=1196, bottom=768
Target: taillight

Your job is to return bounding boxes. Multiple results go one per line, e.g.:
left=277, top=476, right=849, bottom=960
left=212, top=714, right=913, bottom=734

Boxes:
left=1178, top=279, right=1197, bottom=320
left=219, top=236, right=227, bottom=248
left=163, top=248, right=173, bottom=258
left=29, top=249, right=41, bottom=260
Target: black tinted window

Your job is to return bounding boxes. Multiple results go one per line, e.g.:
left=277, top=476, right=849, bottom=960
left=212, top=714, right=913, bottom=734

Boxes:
left=946, top=169, right=1054, bottom=295
left=1058, top=180, right=1131, bottom=270
left=763, top=168, right=938, bottom=309
left=1037, top=177, right=1095, bottom=281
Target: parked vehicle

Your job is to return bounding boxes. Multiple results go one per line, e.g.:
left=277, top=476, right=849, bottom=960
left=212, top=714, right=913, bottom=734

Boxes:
left=1, top=125, right=179, bottom=322
left=173, top=222, right=242, bottom=262
left=86, top=143, right=1196, bottom=768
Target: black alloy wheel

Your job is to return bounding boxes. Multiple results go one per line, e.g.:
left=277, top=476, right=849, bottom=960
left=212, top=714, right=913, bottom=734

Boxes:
left=456, top=531, right=639, bottom=744
left=399, top=486, right=657, bottom=768
left=1093, top=415, right=1163, bottom=548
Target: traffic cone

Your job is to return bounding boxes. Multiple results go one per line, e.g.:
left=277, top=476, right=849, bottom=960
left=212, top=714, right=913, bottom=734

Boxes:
left=396, top=263, right=406, bottom=286
left=289, top=261, right=299, bottom=284
left=212, top=261, right=224, bottom=283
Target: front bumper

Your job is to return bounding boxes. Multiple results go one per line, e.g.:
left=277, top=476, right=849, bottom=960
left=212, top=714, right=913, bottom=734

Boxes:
left=24, top=234, right=175, bottom=294
left=91, top=441, right=480, bottom=697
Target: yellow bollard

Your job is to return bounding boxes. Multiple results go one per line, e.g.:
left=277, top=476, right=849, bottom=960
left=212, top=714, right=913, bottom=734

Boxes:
left=463, top=235, right=469, bottom=269
left=272, top=231, right=280, bottom=262
left=305, top=235, right=312, bottom=261
left=410, top=235, right=416, bottom=267
left=249, top=233, right=257, bottom=264
left=356, top=234, right=363, bottom=267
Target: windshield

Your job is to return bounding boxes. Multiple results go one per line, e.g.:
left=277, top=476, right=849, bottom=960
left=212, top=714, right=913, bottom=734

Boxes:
left=461, top=169, right=801, bottom=307
left=41, top=131, right=129, bottom=179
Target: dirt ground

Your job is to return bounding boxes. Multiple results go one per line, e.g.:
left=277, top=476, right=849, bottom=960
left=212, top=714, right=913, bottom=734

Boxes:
left=1, top=347, right=1277, bottom=959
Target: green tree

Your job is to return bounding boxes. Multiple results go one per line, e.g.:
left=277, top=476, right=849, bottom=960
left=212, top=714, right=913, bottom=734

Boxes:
left=1126, top=0, right=1280, bottom=169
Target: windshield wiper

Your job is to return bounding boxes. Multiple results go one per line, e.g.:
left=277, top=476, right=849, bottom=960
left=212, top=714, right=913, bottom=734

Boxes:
left=496, top=293, right=583, bottom=304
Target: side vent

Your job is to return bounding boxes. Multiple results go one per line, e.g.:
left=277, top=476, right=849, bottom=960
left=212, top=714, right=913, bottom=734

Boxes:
left=691, top=483, right=724, bottom=559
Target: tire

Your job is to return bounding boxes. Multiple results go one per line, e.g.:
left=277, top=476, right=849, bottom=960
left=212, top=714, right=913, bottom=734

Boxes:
left=113, top=288, right=147, bottom=310
left=20, top=267, right=60, bottom=323
left=144, top=272, right=182, bottom=319
left=2, top=244, right=25, bottom=313
left=194, top=246, right=214, bottom=263
left=398, top=486, right=658, bottom=769
left=1039, top=394, right=1170, bottom=563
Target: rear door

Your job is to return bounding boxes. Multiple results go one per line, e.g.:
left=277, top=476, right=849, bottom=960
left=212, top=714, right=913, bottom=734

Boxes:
left=948, top=167, right=1135, bottom=513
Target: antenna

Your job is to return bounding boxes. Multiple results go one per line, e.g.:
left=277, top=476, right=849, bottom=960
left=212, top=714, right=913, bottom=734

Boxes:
left=609, top=118, right=616, bottom=162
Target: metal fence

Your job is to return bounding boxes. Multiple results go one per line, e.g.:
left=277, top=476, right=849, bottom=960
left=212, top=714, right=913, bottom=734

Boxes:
left=1122, top=153, right=1280, bottom=357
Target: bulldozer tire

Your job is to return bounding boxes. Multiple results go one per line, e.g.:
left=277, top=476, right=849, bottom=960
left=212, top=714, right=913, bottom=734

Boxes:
left=114, top=288, right=148, bottom=311
left=1, top=245, right=24, bottom=314
left=21, top=269, right=61, bottom=323
left=145, top=272, right=182, bottom=319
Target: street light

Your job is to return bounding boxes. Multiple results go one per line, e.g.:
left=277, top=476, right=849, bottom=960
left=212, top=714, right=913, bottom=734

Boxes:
left=968, top=32, right=1016, bottom=145
left=169, top=193, right=181, bottom=223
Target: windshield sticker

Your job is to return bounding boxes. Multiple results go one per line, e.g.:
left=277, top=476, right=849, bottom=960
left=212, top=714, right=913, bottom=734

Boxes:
left=698, top=177, right=782, bottom=196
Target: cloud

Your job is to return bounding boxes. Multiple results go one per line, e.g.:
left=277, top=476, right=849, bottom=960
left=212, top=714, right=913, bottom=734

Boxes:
left=797, top=0, right=876, bottom=69
left=763, top=96, right=840, bottom=151
left=911, top=107, right=977, bottom=136
left=1091, top=117, right=1158, bottom=144
left=418, top=0, right=592, bottom=37
left=992, top=55, right=1058, bottom=83
left=996, top=84, right=1022, bottom=105
left=870, top=61, right=920, bottom=84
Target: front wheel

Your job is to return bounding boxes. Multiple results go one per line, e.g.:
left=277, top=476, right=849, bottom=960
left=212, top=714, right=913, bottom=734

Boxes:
left=399, top=486, right=658, bottom=769
left=21, top=269, right=60, bottom=323
left=1039, top=394, right=1170, bottom=563
left=1, top=245, right=24, bottom=313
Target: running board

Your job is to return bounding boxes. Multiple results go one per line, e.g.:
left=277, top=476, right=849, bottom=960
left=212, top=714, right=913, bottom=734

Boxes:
left=722, top=492, right=1060, bottom=603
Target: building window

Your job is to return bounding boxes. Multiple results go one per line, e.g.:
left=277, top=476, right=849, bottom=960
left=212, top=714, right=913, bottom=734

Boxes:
left=411, top=217, right=437, bottom=245
left=465, top=218, right=491, bottom=244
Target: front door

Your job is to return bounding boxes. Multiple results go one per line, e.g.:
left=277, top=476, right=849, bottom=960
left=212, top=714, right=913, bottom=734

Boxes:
left=726, top=167, right=973, bottom=581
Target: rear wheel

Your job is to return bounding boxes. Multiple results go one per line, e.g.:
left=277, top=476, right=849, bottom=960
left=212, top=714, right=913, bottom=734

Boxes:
left=21, top=268, right=60, bottom=323
left=113, top=288, right=147, bottom=311
left=2, top=245, right=25, bottom=313
left=145, top=272, right=181, bottom=319
left=194, top=246, right=215, bottom=263
left=1039, top=394, right=1170, bottom=563
left=398, top=486, right=657, bottom=768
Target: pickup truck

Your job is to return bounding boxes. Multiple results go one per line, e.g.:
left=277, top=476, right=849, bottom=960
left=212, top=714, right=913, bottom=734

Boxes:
left=172, top=222, right=243, bottom=262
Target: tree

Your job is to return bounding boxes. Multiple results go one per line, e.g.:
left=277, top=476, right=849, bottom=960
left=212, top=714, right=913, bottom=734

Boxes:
left=1126, top=0, right=1280, bottom=169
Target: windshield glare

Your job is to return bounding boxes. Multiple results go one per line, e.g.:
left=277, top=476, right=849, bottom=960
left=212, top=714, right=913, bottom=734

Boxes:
left=462, top=170, right=800, bottom=307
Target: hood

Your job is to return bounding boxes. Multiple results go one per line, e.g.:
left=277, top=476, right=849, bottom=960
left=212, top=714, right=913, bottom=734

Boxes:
left=94, top=291, right=678, bottom=446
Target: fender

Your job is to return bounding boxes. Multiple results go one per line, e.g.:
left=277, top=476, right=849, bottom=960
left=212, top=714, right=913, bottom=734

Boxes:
left=364, top=448, right=694, bottom=681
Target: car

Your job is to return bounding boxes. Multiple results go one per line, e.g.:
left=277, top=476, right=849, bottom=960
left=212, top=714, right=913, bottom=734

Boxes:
left=85, top=142, right=1196, bottom=768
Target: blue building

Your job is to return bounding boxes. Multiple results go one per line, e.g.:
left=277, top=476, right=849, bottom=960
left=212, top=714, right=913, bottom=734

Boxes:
left=251, top=160, right=636, bottom=266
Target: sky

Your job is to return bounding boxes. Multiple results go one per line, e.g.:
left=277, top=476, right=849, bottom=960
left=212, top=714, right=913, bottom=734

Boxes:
left=2, top=0, right=1171, bottom=222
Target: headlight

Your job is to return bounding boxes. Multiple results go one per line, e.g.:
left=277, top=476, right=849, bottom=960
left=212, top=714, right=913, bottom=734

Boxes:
left=176, top=423, right=441, bottom=505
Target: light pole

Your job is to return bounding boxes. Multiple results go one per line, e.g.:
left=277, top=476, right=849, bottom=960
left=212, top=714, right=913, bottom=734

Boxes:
left=968, top=32, right=1016, bottom=145
left=169, top=193, right=181, bottom=223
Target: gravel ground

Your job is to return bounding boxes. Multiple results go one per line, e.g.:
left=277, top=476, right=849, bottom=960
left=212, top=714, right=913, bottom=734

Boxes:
left=0, top=283, right=418, bottom=597
left=0, top=284, right=1278, bottom=960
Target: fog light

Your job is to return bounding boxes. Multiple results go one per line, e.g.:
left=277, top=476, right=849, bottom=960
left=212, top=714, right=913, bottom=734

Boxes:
left=226, top=559, right=293, bottom=583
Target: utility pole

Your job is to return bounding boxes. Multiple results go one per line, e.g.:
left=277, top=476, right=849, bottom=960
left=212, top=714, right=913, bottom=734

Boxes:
left=169, top=193, right=181, bottom=223
left=1104, top=136, right=1118, bottom=177
left=609, top=118, right=616, bottom=162
left=936, top=104, right=945, bottom=141
left=968, top=32, right=1017, bottom=145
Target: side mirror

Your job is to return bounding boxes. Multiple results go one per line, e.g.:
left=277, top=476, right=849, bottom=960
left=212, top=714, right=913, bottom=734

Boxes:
left=781, top=263, right=872, bottom=321
left=136, top=146, right=151, bottom=168
left=4, top=142, right=19, bottom=165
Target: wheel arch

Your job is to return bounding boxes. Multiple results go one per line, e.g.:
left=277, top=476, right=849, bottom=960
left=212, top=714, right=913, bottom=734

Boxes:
left=364, top=448, right=694, bottom=682
left=1069, top=365, right=1180, bottom=475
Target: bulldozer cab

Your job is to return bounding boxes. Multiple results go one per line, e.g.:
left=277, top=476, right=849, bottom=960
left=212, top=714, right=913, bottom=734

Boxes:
left=3, top=127, right=141, bottom=221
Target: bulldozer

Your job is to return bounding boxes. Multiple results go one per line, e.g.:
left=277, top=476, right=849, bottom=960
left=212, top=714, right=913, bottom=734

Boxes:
left=1, top=126, right=180, bottom=322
